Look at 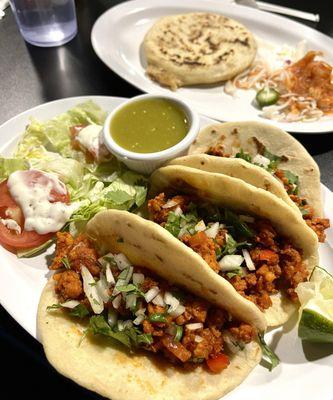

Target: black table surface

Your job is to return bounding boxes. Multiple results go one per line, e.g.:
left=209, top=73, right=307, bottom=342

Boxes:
left=0, top=1, right=332, bottom=398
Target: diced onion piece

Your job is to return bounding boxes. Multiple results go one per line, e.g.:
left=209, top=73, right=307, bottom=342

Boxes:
left=98, top=252, right=115, bottom=267
left=152, top=293, right=165, bottom=307
left=135, top=308, right=146, bottom=317
left=205, top=222, right=220, bottom=239
left=112, top=294, right=122, bottom=310
left=253, top=154, right=271, bottom=168
left=114, top=253, right=131, bottom=270
left=239, top=215, right=255, bottom=223
left=194, top=220, right=206, bottom=232
left=108, top=309, right=118, bottom=327
left=117, top=320, right=124, bottom=331
left=162, top=200, right=178, bottom=209
left=223, top=332, right=240, bottom=353
left=164, top=291, right=180, bottom=314
left=123, top=320, right=133, bottom=329
left=169, top=304, right=186, bottom=318
left=219, top=255, right=244, bottom=272
left=81, top=265, right=104, bottom=314
left=144, top=286, right=160, bottom=303
left=125, top=293, right=138, bottom=309
left=60, top=300, right=80, bottom=309
left=105, top=264, right=115, bottom=286
left=174, top=206, right=183, bottom=216
left=133, top=315, right=145, bottom=325
left=242, top=249, right=256, bottom=271
left=96, top=273, right=110, bottom=303
left=195, top=335, right=203, bottom=343
left=186, top=323, right=203, bottom=330
left=132, top=273, right=145, bottom=285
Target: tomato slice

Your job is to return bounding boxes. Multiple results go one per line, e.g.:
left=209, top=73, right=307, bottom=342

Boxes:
left=206, top=354, right=230, bottom=373
left=0, top=171, right=70, bottom=252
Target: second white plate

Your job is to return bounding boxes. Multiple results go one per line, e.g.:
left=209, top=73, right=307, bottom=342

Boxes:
left=91, top=0, right=333, bottom=134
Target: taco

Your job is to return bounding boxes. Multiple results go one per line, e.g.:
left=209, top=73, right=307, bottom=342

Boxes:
left=187, top=121, right=329, bottom=242
left=37, top=210, right=267, bottom=400
left=148, top=165, right=319, bottom=327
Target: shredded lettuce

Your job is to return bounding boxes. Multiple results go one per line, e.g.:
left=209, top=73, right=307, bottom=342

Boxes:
left=0, top=157, right=29, bottom=182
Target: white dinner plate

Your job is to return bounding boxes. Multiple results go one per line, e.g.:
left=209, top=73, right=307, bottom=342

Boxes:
left=91, top=0, right=333, bottom=134
left=0, top=96, right=332, bottom=400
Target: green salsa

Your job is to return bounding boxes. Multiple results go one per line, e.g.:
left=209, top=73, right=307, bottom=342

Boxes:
left=110, top=98, right=189, bottom=153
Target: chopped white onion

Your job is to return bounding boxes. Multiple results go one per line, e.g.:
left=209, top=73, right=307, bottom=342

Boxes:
left=132, top=273, right=145, bottom=285
left=96, top=276, right=110, bottom=303
left=112, top=294, right=122, bottom=309
left=195, top=335, right=203, bottom=343
left=125, top=293, right=138, bottom=309
left=253, top=154, right=271, bottom=168
left=144, top=286, right=160, bottom=303
left=135, top=308, right=146, bottom=317
left=98, top=252, right=115, bottom=267
left=105, top=264, right=115, bottom=286
left=219, top=255, right=244, bottom=272
left=164, top=291, right=180, bottom=314
left=152, top=293, right=165, bottom=307
left=123, top=320, right=133, bottom=330
left=169, top=304, right=186, bottom=318
left=239, top=215, right=255, bottom=223
left=205, top=222, right=220, bottom=239
left=186, top=323, right=203, bottom=330
left=108, top=309, right=118, bottom=327
left=242, top=249, right=256, bottom=271
left=174, top=206, right=183, bottom=216
left=223, top=332, right=240, bottom=353
left=133, top=315, right=145, bottom=325
left=114, top=253, right=131, bottom=270
left=194, top=220, right=206, bottom=232
left=60, top=300, right=80, bottom=309
left=162, top=200, right=178, bottom=209
left=81, top=265, right=104, bottom=314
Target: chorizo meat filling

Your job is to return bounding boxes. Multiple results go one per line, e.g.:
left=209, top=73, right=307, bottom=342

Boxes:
left=48, top=232, right=256, bottom=373
left=148, top=193, right=310, bottom=311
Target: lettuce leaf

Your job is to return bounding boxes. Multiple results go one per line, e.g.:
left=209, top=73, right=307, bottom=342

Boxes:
left=0, top=157, right=29, bottom=182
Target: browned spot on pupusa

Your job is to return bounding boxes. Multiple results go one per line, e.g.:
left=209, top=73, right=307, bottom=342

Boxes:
left=155, top=254, right=163, bottom=262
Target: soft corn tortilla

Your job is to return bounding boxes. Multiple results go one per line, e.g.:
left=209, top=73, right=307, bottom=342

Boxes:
left=143, top=13, right=257, bottom=90
left=38, top=210, right=264, bottom=400
left=189, top=121, right=323, bottom=217
left=150, top=165, right=319, bottom=326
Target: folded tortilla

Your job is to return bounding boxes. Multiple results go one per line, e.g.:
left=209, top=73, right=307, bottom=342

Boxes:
left=188, top=121, right=322, bottom=217
left=150, top=165, right=319, bottom=326
left=37, top=209, right=265, bottom=400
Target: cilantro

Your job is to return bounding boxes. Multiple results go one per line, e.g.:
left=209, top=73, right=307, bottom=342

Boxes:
left=262, top=148, right=282, bottom=172
left=137, top=333, right=153, bottom=345
left=61, top=256, right=71, bottom=270
left=164, top=209, right=199, bottom=238
left=116, top=283, right=144, bottom=297
left=224, top=209, right=253, bottom=239
left=88, top=315, right=132, bottom=348
left=226, top=269, right=243, bottom=279
left=235, top=149, right=252, bottom=163
left=69, top=304, right=90, bottom=318
left=258, top=333, right=280, bottom=371
left=46, top=303, right=61, bottom=311
left=300, top=207, right=310, bottom=217
left=281, top=169, right=299, bottom=195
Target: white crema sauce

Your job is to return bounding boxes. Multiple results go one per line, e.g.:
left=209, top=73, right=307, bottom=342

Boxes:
left=7, top=170, right=78, bottom=235
left=76, top=124, right=109, bottom=162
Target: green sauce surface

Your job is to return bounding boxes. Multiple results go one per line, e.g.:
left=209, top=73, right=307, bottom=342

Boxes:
left=110, top=98, right=189, bottom=153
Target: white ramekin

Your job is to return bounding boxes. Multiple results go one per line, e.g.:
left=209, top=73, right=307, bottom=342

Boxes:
left=103, top=94, right=200, bottom=175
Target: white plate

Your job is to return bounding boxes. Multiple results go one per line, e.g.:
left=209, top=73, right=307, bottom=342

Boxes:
left=91, top=0, right=333, bottom=134
left=0, top=96, right=332, bottom=399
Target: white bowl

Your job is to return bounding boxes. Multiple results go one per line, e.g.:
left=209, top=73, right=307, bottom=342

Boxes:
left=103, top=94, right=200, bottom=174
